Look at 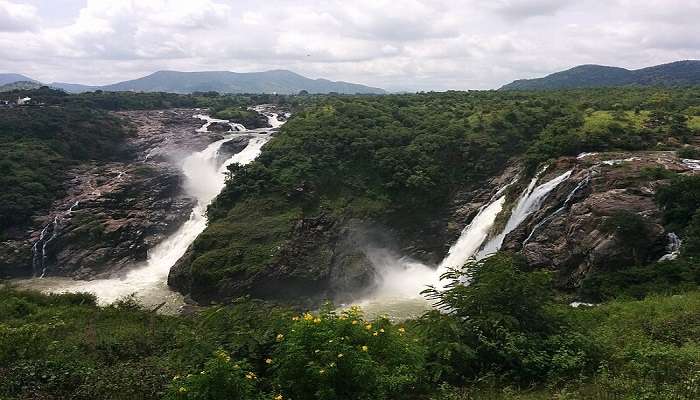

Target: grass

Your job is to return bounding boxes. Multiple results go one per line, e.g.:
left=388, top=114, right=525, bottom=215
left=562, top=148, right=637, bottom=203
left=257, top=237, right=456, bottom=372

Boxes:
left=583, top=110, right=649, bottom=131
left=689, top=116, right=700, bottom=131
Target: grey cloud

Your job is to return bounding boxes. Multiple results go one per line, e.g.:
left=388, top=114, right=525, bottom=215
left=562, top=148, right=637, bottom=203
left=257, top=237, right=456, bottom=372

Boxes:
left=484, top=0, right=572, bottom=20
left=0, top=0, right=698, bottom=90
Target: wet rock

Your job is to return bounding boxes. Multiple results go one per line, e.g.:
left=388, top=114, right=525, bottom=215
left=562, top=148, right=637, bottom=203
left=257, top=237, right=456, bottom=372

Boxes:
left=0, top=109, right=212, bottom=279
left=218, top=136, right=251, bottom=161
left=208, top=121, right=231, bottom=132
left=502, top=151, right=697, bottom=290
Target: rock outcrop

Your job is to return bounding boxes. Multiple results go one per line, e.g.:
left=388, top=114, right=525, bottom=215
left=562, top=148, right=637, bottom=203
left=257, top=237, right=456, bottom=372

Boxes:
left=500, top=151, right=698, bottom=290
left=0, top=109, right=221, bottom=279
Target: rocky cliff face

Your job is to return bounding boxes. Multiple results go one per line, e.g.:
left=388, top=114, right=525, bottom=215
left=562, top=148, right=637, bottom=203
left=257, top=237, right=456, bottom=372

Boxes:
left=0, top=109, right=221, bottom=279
left=500, top=151, right=698, bottom=290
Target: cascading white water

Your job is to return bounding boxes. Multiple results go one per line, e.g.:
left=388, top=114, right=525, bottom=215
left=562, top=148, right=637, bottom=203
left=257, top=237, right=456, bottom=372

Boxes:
left=16, top=111, right=279, bottom=311
left=193, top=114, right=246, bottom=132
left=355, top=180, right=516, bottom=318
left=437, top=195, right=507, bottom=274
left=477, top=169, right=573, bottom=257
left=659, top=232, right=682, bottom=261
left=354, top=168, right=576, bottom=318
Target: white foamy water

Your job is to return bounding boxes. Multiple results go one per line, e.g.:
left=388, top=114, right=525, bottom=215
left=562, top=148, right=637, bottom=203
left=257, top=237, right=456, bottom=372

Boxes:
left=478, top=169, right=572, bottom=257
left=354, top=167, right=577, bottom=319
left=14, top=111, right=279, bottom=312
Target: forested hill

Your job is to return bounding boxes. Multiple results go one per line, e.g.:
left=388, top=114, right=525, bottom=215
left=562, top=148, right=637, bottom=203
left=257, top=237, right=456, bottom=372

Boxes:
left=500, top=60, right=700, bottom=90
left=51, top=70, right=386, bottom=95
left=171, top=87, right=700, bottom=307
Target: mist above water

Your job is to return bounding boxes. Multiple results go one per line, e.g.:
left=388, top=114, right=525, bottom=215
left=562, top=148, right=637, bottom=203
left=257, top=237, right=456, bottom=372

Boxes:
left=354, top=167, right=576, bottom=319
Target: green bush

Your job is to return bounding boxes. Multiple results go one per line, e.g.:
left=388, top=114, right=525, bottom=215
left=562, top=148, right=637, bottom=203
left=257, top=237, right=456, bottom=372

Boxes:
left=419, top=254, right=597, bottom=385
left=165, top=352, right=260, bottom=400
left=270, top=306, right=425, bottom=400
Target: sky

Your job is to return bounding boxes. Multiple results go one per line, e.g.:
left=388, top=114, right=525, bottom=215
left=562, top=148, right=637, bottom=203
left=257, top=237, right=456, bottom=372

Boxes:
left=0, top=0, right=698, bottom=91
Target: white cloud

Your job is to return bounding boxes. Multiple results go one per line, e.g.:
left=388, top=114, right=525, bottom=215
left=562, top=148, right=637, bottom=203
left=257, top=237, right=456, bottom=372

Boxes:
left=0, top=0, right=39, bottom=32
left=0, top=0, right=698, bottom=90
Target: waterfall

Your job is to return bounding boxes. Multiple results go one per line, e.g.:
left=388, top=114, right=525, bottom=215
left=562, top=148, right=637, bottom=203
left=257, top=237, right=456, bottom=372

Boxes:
left=193, top=114, right=246, bottom=132
left=438, top=168, right=573, bottom=267
left=658, top=232, right=682, bottom=261
left=476, top=167, right=546, bottom=257
left=437, top=195, right=507, bottom=274
left=682, top=158, right=700, bottom=171
left=31, top=221, right=53, bottom=277
left=354, top=178, right=517, bottom=317
left=522, top=171, right=585, bottom=245
left=20, top=109, right=281, bottom=309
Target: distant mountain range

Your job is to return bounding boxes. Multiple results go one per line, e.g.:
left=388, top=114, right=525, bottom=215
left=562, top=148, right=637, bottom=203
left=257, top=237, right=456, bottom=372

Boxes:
left=0, top=80, right=42, bottom=92
left=0, top=73, right=37, bottom=86
left=500, top=60, right=700, bottom=90
left=0, top=70, right=385, bottom=94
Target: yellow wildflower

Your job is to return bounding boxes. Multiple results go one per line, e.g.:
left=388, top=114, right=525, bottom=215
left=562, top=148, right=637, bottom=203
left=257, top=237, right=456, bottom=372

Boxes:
left=351, top=320, right=358, bottom=325
left=276, top=333, right=284, bottom=342
left=245, top=372, right=257, bottom=380
left=398, top=327, right=405, bottom=333
left=292, top=316, right=299, bottom=321
left=303, top=313, right=314, bottom=321
left=275, top=395, right=284, bottom=400
left=373, top=331, right=378, bottom=336
left=339, top=315, right=347, bottom=320
left=379, top=328, right=385, bottom=333
left=365, top=324, right=372, bottom=330
left=313, top=318, right=321, bottom=324
left=178, top=387, right=188, bottom=393
left=361, top=345, right=368, bottom=352
left=265, top=358, right=273, bottom=364
left=172, top=375, right=180, bottom=381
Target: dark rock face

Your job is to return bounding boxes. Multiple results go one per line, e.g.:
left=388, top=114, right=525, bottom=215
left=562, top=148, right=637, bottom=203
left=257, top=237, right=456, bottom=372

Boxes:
left=168, top=217, right=382, bottom=308
left=46, top=165, right=195, bottom=278
left=208, top=121, right=231, bottom=132
left=0, top=109, right=218, bottom=279
left=218, top=136, right=251, bottom=161
left=501, top=151, right=697, bottom=289
left=231, top=111, right=271, bottom=129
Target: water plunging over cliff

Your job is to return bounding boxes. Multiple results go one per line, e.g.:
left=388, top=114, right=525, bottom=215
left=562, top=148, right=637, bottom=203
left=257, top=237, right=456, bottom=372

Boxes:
left=478, top=169, right=573, bottom=256
left=16, top=110, right=280, bottom=311
left=355, top=167, right=576, bottom=318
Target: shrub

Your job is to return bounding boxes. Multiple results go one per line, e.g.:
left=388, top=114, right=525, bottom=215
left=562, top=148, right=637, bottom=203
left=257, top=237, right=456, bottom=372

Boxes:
left=600, top=210, right=657, bottom=265
left=419, top=254, right=597, bottom=385
left=165, top=351, right=260, bottom=400
left=270, top=306, right=425, bottom=400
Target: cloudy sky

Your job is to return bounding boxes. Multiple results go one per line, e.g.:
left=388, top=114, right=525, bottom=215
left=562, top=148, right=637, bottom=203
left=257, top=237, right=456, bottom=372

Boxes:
left=0, top=0, right=698, bottom=91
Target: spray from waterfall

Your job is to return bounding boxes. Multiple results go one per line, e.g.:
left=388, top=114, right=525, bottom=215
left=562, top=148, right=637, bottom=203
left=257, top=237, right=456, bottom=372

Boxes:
left=355, top=165, right=580, bottom=316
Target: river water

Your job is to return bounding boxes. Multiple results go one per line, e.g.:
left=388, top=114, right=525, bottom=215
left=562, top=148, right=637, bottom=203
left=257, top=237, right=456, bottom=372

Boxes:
left=13, top=109, right=279, bottom=313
